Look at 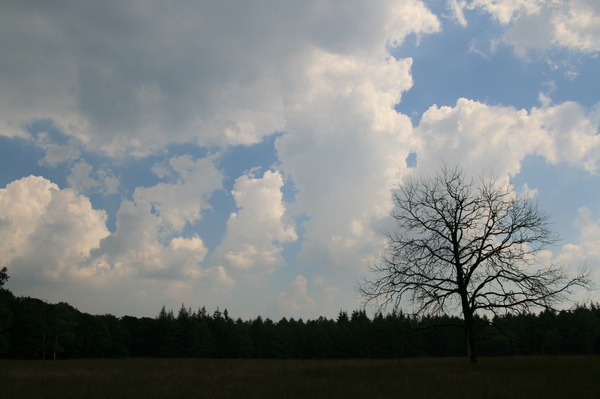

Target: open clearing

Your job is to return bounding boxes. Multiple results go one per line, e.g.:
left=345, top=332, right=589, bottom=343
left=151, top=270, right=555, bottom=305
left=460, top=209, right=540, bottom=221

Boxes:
left=1, top=356, right=599, bottom=399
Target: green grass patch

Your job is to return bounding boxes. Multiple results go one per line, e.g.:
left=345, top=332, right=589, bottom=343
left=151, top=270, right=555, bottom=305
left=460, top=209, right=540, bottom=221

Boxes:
left=1, top=356, right=599, bottom=399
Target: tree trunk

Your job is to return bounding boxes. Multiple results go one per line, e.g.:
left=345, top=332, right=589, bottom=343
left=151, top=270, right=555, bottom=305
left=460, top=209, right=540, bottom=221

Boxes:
left=459, top=285, right=477, bottom=363
left=457, top=272, right=477, bottom=363
left=53, top=334, right=58, bottom=360
left=465, top=319, right=477, bottom=363
left=41, top=331, right=46, bottom=361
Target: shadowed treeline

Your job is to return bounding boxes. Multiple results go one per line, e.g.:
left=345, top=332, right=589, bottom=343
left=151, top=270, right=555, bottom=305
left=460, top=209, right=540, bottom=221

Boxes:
left=1, top=287, right=599, bottom=360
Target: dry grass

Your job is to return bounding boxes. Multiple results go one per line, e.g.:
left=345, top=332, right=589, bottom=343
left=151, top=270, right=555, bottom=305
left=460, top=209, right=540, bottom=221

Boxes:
left=1, top=356, right=599, bottom=399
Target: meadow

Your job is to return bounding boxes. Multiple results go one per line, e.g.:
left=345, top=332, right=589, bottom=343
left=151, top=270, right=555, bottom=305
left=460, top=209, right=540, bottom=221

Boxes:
left=1, top=356, right=599, bottom=399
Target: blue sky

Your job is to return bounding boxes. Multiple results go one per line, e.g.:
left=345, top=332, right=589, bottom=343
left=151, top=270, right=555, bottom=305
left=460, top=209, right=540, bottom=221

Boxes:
left=1, top=0, right=599, bottom=319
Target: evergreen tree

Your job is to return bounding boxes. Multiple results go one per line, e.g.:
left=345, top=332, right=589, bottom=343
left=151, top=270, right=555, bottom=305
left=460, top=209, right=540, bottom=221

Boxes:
left=0, top=267, right=8, bottom=288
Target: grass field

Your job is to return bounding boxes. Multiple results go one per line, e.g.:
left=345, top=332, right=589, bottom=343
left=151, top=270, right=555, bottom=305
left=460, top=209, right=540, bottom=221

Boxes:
left=1, top=356, right=599, bottom=399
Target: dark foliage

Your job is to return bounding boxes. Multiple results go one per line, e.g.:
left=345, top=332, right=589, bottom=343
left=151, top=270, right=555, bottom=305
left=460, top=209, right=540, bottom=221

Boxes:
left=1, top=283, right=599, bottom=359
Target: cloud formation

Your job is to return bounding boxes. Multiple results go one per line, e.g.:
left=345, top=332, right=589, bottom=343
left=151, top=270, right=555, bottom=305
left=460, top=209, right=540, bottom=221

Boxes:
left=0, top=1, right=598, bottom=319
left=275, top=275, right=317, bottom=315
left=0, top=154, right=231, bottom=315
left=276, top=50, right=416, bottom=271
left=0, top=0, right=439, bottom=155
left=456, top=0, right=600, bottom=55
left=90, top=154, right=223, bottom=277
left=134, top=155, right=222, bottom=232
left=213, top=170, right=296, bottom=274
left=559, top=207, right=600, bottom=264
left=67, top=160, right=120, bottom=196
left=0, top=176, right=109, bottom=281
left=415, top=98, right=600, bottom=177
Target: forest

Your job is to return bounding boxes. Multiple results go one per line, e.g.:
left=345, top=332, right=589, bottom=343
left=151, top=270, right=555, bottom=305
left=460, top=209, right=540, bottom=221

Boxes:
left=1, top=283, right=599, bottom=360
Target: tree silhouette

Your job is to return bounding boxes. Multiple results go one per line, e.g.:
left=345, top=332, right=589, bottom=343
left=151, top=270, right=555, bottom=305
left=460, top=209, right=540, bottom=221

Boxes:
left=359, top=166, right=592, bottom=362
left=0, top=267, right=8, bottom=288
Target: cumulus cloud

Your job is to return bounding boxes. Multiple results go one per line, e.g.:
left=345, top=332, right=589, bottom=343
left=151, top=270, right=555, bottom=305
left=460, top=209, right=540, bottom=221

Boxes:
left=0, top=176, right=110, bottom=281
left=40, top=144, right=81, bottom=166
left=551, top=0, right=600, bottom=53
left=73, top=169, right=235, bottom=315
left=276, top=49, right=417, bottom=273
left=0, top=176, right=233, bottom=314
left=212, top=170, right=296, bottom=274
left=553, top=207, right=600, bottom=303
left=467, top=0, right=543, bottom=25
left=414, top=98, right=600, bottom=177
left=90, top=154, right=224, bottom=279
left=558, top=207, right=600, bottom=264
left=458, top=0, right=600, bottom=56
left=4, top=0, right=596, bottom=319
left=275, top=275, right=317, bottom=315
left=531, top=101, right=600, bottom=171
left=133, top=155, right=223, bottom=232
left=67, top=160, right=120, bottom=196
left=0, top=0, right=445, bottom=318
left=0, top=0, right=439, bottom=155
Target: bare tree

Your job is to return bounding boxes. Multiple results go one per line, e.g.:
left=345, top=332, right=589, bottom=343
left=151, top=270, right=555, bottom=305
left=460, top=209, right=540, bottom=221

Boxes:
left=359, top=166, right=592, bottom=363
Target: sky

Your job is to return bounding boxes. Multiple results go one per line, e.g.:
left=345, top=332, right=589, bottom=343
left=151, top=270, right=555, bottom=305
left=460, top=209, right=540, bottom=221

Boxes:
left=1, top=0, right=599, bottom=320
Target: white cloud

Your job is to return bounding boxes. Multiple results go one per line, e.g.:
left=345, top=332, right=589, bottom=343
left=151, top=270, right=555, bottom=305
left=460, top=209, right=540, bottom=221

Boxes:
left=0, top=0, right=439, bottom=155
left=67, top=160, right=120, bottom=196
left=530, top=101, right=600, bottom=172
left=276, top=48, right=417, bottom=274
left=89, top=154, right=224, bottom=279
left=448, top=0, right=469, bottom=27
left=0, top=176, right=110, bottom=281
left=68, top=161, right=98, bottom=192
left=501, top=10, right=556, bottom=57
left=275, top=274, right=317, bottom=315
left=4, top=1, right=596, bottom=321
left=79, top=191, right=235, bottom=314
left=550, top=0, right=600, bottom=53
left=467, top=0, right=543, bottom=25
left=416, top=99, right=534, bottom=177
left=415, top=98, right=600, bottom=178
left=465, top=0, right=600, bottom=55
left=166, top=235, right=219, bottom=280
left=0, top=1, right=443, bottom=318
left=134, top=155, right=222, bottom=232
left=212, top=170, right=296, bottom=274
left=558, top=207, right=600, bottom=264
left=41, top=144, right=81, bottom=166
left=102, top=174, right=120, bottom=196
left=554, top=207, right=600, bottom=303
left=88, top=197, right=231, bottom=282
left=0, top=153, right=234, bottom=314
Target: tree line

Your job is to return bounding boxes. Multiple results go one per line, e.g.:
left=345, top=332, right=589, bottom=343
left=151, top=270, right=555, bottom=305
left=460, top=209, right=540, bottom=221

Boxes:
left=1, top=287, right=599, bottom=360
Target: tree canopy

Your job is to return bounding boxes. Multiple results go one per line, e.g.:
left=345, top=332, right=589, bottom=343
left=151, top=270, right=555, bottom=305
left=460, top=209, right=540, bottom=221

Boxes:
left=359, top=166, right=592, bottom=362
left=0, top=267, right=8, bottom=288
